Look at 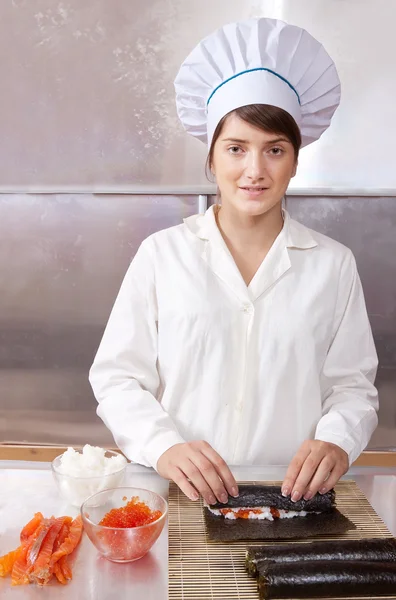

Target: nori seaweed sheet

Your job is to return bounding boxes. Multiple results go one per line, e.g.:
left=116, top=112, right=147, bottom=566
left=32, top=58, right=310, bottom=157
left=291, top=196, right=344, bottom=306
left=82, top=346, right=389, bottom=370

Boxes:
left=246, top=537, right=396, bottom=576
left=209, top=485, right=335, bottom=512
left=204, top=507, right=355, bottom=542
left=257, top=560, right=396, bottom=599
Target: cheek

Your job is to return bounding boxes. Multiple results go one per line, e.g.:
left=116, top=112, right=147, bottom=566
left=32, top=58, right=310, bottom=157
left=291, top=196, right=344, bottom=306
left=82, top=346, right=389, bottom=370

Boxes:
left=215, top=161, right=243, bottom=184
left=269, top=160, right=295, bottom=184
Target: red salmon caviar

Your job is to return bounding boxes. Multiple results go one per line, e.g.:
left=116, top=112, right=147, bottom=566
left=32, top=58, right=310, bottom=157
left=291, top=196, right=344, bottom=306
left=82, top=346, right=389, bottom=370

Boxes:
left=99, top=496, right=162, bottom=528
left=220, top=508, right=264, bottom=519
left=219, top=507, right=283, bottom=519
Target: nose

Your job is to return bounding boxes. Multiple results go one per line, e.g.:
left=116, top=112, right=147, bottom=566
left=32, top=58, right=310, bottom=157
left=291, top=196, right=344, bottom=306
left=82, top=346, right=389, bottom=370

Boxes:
left=244, top=151, right=266, bottom=182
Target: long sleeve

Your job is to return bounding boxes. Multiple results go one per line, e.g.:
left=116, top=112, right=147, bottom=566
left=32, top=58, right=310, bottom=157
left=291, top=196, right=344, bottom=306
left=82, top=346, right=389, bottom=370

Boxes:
left=89, top=240, right=186, bottom=468
left=315, top=250, right=379, bottom=465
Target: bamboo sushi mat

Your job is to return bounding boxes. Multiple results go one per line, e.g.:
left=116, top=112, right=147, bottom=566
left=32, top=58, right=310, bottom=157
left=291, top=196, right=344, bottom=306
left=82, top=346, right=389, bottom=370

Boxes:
left=168, top=480, right=394, bottom=600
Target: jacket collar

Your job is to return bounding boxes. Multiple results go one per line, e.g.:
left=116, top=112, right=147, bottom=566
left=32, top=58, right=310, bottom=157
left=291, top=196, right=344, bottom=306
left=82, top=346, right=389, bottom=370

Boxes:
left=184, top=204, right=318, bottom=251
left=183, top=205, right=318, bottom=304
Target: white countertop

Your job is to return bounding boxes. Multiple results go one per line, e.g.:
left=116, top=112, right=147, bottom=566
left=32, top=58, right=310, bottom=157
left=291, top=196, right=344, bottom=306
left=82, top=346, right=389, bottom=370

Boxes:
left=1, top=461, right=395, bottom=599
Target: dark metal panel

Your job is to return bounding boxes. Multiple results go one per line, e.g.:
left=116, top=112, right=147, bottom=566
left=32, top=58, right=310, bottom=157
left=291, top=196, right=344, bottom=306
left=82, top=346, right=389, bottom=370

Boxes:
left=0, top=193, right=199, bottom=445
left=285, top=196, right=396, bottom=450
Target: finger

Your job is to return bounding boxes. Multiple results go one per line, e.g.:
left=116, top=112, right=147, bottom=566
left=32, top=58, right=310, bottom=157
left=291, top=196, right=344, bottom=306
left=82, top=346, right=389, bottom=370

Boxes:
left=170, top=466, right=200, bottom=502
left=199, top=443, right=239, bottom=498
left=190, top=452, right=229, bottom=503
left=282, top=444, right=311, bottom=497
left=181, top=458, right=219, bottom=505
left=302, top=456, right=336, bottom=500
left=290, top=451, right=323, bottom=502
left=318, top=464, right=346, bottom=495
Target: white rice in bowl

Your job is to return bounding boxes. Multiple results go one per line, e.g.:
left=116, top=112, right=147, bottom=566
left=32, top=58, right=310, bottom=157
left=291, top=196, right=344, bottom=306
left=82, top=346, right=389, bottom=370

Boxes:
left=53, top=444, right=127, bottom=506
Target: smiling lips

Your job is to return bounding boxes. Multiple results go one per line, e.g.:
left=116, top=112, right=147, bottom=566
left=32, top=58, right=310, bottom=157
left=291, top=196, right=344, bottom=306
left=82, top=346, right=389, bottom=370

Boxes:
left=239, top=186, right=269, bottom=197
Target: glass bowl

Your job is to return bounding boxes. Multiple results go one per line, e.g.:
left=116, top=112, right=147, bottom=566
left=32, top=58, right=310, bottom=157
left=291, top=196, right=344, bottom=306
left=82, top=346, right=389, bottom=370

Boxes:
left=51, top=450, right=127, bottom=507
left=81, top=487, right=168, bottom=562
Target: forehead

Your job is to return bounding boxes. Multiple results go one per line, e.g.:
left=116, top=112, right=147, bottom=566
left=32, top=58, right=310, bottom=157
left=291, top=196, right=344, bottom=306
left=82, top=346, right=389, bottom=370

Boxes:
left=218, top=112, right=286, bottom=143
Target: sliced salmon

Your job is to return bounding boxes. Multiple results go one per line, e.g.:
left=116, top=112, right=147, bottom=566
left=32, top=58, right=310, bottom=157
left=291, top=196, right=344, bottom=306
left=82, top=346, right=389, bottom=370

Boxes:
left=20, top=512, right=44, bottom=543
left=50, top=515, right=83, bottom=567
left=27, top=519, right=52, bottom=565
left=0, top=548, right=20, bottom=577
left=59, top=555, right=72, bottom=581
left=53, top=518, right=72, bottom=553
left=11, top=544, right=30, bottom=586
left=11, top=520, right=48, bottom=586
left=52, top=561, right=67, bottom=584
left=3, top=514, right=44, bottom=580
left=52, top=520, right=74, bottom=582
left=5, top=512, right=82, bottom=587
left=30, top=517, right=66, bottom=585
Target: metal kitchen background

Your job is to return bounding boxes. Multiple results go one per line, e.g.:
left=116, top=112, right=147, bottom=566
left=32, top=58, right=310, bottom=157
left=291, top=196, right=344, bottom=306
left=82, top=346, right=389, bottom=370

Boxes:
left=0, top=0, right=395, bottom=452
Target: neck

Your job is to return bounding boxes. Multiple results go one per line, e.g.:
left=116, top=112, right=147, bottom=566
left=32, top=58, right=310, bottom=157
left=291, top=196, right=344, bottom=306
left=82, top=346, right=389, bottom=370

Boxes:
left=215, top=201, right=284, bottom=252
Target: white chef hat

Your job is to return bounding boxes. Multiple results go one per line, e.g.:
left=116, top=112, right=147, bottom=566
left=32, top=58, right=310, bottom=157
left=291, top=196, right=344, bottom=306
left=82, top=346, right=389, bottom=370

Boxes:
left=174, top=18, right=341, bottom=148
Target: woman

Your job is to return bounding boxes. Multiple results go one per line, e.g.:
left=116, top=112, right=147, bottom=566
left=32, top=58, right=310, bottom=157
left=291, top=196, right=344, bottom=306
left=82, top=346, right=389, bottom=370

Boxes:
left=89, top=18, right=378, bottom=508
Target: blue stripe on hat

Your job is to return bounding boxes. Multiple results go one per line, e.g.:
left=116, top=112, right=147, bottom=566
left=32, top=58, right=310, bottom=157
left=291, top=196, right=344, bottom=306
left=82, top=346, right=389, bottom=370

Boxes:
left=206, top=67, right=301, bottom=106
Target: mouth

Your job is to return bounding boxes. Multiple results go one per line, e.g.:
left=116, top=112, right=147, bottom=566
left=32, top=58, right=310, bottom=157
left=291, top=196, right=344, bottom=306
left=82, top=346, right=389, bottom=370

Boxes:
left=239, top=186, right=269, bottom=197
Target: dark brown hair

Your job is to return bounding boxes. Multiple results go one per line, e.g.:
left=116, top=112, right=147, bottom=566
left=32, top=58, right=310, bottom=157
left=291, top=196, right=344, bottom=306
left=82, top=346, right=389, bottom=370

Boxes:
left=206, top=104, right=301, bottom=177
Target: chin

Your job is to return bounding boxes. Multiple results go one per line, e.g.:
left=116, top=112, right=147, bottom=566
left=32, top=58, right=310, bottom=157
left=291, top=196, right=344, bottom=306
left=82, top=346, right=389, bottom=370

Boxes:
left=238, top=199, right=274, bottom=217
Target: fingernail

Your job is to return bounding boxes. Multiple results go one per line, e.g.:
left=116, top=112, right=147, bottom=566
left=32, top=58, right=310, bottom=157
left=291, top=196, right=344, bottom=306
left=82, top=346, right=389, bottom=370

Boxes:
left=231, top=486, right=239, bottom=497
left=220, top=493, right=228, bottom=504
left=190, top=492, right=199, bottom=501
left=208, top=495, right=216, bottom=505
left=281, top=487, right=290, bottom=497
left=319, top=487, right=327, bottom=495
left=304, top=491, right=313, bottom=501
left=291, top=490, right=301, bottom=503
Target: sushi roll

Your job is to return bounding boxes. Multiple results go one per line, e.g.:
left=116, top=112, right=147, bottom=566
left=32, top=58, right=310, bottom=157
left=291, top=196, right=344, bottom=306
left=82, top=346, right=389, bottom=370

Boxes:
left=204, top=485, right=355, bottom=541
left=246, top=537, right=396, bottom=577
left=207, top=485, right=335, bottom=517
left=257, top=560, right=396, bottom=599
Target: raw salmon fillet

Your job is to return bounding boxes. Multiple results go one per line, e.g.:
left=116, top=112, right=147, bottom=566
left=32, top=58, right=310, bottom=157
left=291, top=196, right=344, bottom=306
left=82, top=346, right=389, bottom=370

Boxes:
left=0, top=512, right=82, bottom=587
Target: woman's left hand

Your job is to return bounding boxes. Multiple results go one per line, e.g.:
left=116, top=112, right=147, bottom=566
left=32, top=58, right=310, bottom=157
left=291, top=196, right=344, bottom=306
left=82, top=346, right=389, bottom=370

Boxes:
left=281, top=440, right=349, bottom=502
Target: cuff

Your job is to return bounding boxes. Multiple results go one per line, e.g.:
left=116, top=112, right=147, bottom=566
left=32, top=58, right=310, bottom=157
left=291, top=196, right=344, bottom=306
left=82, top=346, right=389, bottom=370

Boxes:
left=314, top=432, right=358, bottom=466
left=143, top=429, right=187, bottom=471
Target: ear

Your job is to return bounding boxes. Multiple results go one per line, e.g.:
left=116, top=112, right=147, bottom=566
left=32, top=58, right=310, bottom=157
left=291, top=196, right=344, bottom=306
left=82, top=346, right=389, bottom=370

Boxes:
left=291, top=160, right=298, bottom=178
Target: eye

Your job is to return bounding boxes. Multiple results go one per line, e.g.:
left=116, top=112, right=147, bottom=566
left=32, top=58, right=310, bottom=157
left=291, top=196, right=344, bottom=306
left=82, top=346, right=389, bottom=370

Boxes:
left=228, top=145, right=243, bottom=155
left=269, top=147, right=284, bottom=156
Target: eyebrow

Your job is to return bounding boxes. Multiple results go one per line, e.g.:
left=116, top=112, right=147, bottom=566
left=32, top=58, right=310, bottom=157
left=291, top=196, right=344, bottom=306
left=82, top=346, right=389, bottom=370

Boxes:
left=221, top=137, right=291, bottom=145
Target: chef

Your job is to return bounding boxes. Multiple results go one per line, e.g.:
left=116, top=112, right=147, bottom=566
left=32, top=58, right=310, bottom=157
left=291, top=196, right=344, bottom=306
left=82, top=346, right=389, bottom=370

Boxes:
left=89, top=18, right=378, bottom=507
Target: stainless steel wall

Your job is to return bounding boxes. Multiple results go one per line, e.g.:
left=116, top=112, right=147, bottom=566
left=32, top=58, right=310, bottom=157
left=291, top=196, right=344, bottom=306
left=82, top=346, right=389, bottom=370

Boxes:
left=1, top=2, right=395, bottom=453
left=1, top=0, right=395, bottom=192
left=0, top=194, right=199, bottom=446
left=0, top=193, right=395, bottom=451
left=284, top=196, right=396, bottom=451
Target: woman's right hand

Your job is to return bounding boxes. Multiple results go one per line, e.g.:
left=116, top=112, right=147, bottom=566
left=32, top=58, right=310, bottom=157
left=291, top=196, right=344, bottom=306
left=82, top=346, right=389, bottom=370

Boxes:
left=157, top=441, right=239, bottom=505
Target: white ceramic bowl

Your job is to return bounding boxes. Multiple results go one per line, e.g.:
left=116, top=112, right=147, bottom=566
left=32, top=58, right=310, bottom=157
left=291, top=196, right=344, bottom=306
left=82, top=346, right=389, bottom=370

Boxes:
left=51, top=449, right=127, bottom=507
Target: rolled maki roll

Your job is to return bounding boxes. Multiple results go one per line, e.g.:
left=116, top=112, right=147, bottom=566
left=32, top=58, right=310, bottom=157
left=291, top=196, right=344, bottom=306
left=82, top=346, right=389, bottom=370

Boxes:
left=257, top=560, right=396, bottom=599
left=204, top=485, right=355, bottom=541
left=208, top=485, right=335, bottom=518
left=246, top=537, right=396, bottom=577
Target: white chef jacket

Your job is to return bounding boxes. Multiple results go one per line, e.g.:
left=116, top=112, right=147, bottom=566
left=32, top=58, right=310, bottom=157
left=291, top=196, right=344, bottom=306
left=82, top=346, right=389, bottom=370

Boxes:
left=89, top=206, right=379, bottom=469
